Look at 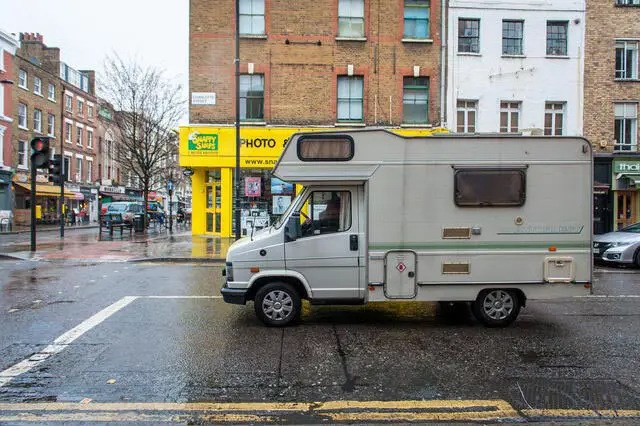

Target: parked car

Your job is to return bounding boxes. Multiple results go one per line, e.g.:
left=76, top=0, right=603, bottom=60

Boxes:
left=593, top=222, right=640, bottom=266
left=106, top=202, right=145, bottom=224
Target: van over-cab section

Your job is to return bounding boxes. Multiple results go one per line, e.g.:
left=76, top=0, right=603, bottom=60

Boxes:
left=221, top=130, right=592, bottom=327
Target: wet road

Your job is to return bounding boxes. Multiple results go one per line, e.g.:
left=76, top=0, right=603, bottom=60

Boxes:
left=0, top=259, right=639, bottom=423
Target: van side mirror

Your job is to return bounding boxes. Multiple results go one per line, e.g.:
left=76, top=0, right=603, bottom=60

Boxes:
left=284, top=213, right=300, bottom=242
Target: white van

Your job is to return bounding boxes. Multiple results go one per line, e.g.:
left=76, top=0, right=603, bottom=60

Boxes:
left=221, top=130, right=592, bottom=327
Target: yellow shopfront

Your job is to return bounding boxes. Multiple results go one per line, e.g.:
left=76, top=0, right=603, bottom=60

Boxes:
left=179, top=126, right=446, bottom=237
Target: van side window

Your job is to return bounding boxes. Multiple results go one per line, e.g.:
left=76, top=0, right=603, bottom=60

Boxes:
left=454, top=168, right=526, bottom=206
left=299, top=191, right=352, bottom=237
left=297, top=136, right=354, bottom=161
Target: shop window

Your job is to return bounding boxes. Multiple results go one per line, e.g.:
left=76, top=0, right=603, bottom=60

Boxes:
left=298, top=191, right=352, bottom=238
left=454, top=168, right=526, bottom=207
left=298, top=135, right=354, bottom=161
left=338, top=0, right=364, bottom=38
left=239, top=74, right=264, bottom=121
left=404, top=0, right=430, bottom=39
left=403, top=76, right=429, bottom=124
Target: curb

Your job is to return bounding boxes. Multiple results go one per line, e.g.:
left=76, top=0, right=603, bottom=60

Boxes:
left=0, top=225, right=100, bottom=235
left=130, top=257, right=225, bottom=264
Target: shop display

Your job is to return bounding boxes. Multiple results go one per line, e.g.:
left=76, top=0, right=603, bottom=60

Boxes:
left=272, top=195, right=291, bottom=215
left=271, top=177, right=294, bottom=195
left=245, top=177, right=261, bottom=197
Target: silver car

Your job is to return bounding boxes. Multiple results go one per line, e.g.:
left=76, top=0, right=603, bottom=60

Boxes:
left=593, top=223, right=640, bottom=266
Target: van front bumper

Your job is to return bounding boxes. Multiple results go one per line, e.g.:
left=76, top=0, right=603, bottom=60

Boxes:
left=221, top=283, right=248, bottom=305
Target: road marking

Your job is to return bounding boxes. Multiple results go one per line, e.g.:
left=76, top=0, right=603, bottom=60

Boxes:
left=139, top=295, right=223, bottom=299
left=0, top=400, right=520, bottom=423
left=575, top=295, right=640, bottom=298
left=523, top=408, right=640, bottom=419
left=0, top=296, right=137, bottom=387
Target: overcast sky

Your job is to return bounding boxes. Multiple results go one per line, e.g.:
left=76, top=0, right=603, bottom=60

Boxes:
left=0, top=0, right=189, bottom=123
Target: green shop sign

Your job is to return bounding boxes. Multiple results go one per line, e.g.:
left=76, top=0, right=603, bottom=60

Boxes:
left=188, top=133, right=219, bottom=151
left=614, top=160, right=640, bottom=173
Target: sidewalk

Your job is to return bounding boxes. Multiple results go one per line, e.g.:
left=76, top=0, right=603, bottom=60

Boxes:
left=0, top=222, right=98, bottom=235
left=0, top=226, right=232, bottom=263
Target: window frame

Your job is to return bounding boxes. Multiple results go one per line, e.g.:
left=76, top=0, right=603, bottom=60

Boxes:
left=65, top=122, right=72, bottom=143
left=456, top=100, right=477, bottom=133
left=65, top=95, right=73, bottom=112
left=336, top=75, right=364, bottom=123
left=338, top=0, right=365, bottom=38
left=76, top=126, right=83, bottom=146
left=87, top=129, right=93, bottom=149
left=615, top=40, right=639, bottom=80
left=34, top=76, right=42, bottom=96
left=297, top=190, right=353, bottom=238
left=546, top=21, right=568, bottom=56
left=77, top=99, right=84, bottom=116
left=48, top=83, right=56, bottom=101
left=47, top=113, right=55, bottom=137
left=458, top=18, right=480, bottom=53
left=75, top=157, right=83, bottom=182
left=614, top=103, right=638, bottom=151
left=616, top=0, right=640, bottom=5
left=18, top=140, right=28, bottom=169
left=18, top=103, right=27, bottom=129
left=454, top=167, right=527, bottom=207
left=544, top=102, right=565, bottom=136
left=402, top=76, right=430, bottom=124
left=33, top=109, right=42, bottom=133
left=404, top=0, right=430, bottom=40
left=87, top=160, right=93, bottom=183
left=297, top=134, right=355, bottom=162
left=502, top=20, right=524, bottom=56
left=18, top=69, right=27, bottom=89
left=499, top=101, right=521, bottom=133
left=239, top=0, right=265, bottom=35
left=239, top=74, right=264, bottom=121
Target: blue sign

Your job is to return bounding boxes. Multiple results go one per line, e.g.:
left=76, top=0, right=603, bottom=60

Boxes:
left=167, top=181, right=174, bottom=191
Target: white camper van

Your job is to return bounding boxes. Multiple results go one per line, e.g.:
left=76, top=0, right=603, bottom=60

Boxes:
left=221, top=130, right=592, bottom=327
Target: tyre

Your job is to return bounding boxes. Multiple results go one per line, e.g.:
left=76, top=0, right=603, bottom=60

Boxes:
left=472, top=289, right=521, bottom=327
left=634, top=250, right=640, bottom=269
left=254, top=282, right=301, bottom=327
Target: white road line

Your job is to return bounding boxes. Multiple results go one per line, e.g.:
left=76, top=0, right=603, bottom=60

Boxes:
left=575, top=295, right=640, bottom=298
left=139, top=296, right=223, bottom=299
left=0, top=296, right=137, bottom=387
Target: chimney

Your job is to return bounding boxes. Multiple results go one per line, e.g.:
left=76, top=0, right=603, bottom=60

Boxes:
left=36, top=33, right=43, bottom=42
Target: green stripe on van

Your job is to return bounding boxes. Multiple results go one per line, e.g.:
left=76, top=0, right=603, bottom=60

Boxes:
left=369, top=242, right=591, bottom=250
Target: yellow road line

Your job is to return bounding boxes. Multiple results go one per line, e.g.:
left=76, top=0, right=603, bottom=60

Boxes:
left=523, top=408, right=640, bottom=418
left=324, top=411, right=519, bottom=422
left=0, top=401, right=308, bottom=412
left=0, top=413, right=276, bottom=423
left=316, top=398, right=512, bottom=410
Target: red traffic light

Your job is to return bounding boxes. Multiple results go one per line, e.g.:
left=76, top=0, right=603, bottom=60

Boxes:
left=31, top=137, right=49, bottom=153
left=33, top=140, right=44, bottom=151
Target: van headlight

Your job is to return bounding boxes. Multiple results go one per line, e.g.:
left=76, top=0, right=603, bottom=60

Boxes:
left=225, top=262, right=233, bottom=281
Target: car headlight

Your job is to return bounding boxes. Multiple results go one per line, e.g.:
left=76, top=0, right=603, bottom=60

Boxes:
left=610, top=242, right=631, bottom=248
left=225, top=262, right=233, bottom=281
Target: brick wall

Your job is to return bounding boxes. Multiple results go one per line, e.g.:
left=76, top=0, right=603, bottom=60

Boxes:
left=583, top=0, right=640, bottom=151
left=190, top=0, right=442, bottom=126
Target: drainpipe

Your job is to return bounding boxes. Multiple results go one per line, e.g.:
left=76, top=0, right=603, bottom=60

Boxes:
left=440, top=0, right=446, bottom=128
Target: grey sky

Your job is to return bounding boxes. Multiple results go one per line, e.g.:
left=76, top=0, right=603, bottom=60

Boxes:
left=0, top=0, right=189, bottom=123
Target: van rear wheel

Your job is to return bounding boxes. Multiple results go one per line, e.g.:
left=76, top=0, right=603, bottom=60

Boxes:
left=254, top=282, right=301, bottom=327
left=472, top=289, right=520, bottom=327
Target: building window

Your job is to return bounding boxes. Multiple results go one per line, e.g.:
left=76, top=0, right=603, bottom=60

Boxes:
left=76, top=127, right=83, bottom=146
left=338, top=0, right=365, bottom=38
left=33, top=109, right=42, bottom=133
left=458, top=19, right=480, bottom=53
left=34, top=76, right=42, bottom=95
left=75, top=158, right=83, bottom=182
left=502, top=20, right=524, bottom=55
left=87, top=161, right=93, bottom=183
left=544, top=102, right=565, bottom=136
left=239, top=74, right=264, bottom=121
left=77, top=100, right=84, bottom=116
left=18, top=103, right=27, bottom=128
left=500, top=101, right=520, bottom=133
left=18, top=140, right=28, bottom=169
left=615, top=40, right=639, bottom=80
left=108, top=166, right=111, bottom=179
left=87, top=130, right=93, bottom=149
left=239, top=0, right=265, bottom=35
left=402, top=76, right=429, bottom=124
left=48, top=113, right=55, bottom=137
left=65, top=122, right=72, bottom=142
left=88, top=105, right=94, bottom=119
left=616, top=0, right=640, bottom=5
left=48, top=83, right=55, bottom=101
left=404, top=0, right=430, bottom=39
left=456, top=100, right=477, bottom=133
left=65, top=95, right=72, bottom=112
left=546, top=21, right=567, bottom=56
left=615, top=103, right=638, bottom=151
left=63, top=156, right=71, bottom=181
left=337, top=75, right=364, bottom=122
left=18, top=69, right=27, bottom=89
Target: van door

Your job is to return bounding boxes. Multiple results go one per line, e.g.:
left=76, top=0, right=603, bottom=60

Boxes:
left=284, top=188, right=361, bottom=301
left=384, top=251, right=417, bottom=299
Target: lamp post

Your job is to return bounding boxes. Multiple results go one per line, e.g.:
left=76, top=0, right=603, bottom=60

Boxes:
left=167, top=173, right=174, bottom=233
left=234, top=0, right=241, bottom=241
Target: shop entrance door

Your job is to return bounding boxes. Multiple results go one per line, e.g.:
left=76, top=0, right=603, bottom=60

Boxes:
left=205, top=171, right=222, bottom=235
left=616, top=191, right=636, bottom=230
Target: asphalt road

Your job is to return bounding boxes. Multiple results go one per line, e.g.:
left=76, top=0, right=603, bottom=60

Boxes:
left=0, top=259, right=639, bottom=424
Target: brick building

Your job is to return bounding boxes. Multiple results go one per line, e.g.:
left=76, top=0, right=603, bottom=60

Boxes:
left=0, top=28, right=19, bottom=216
left=11, top=33, right=99, bottom=224
left=584, top=0, right=640, bottom=234
left=183, top=0, right=444, bottom=236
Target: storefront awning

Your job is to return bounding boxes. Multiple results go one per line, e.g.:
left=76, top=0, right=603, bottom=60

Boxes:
left=15, top=182, right=80, bottom=198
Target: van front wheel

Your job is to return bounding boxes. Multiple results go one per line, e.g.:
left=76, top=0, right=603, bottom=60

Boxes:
left=472, top=289, right=520, bottom=327
left=254, top=282, right=301, bottom=327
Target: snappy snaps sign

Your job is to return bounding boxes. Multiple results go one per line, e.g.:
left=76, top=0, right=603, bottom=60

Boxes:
left=188, top=133, right=219, bottom=152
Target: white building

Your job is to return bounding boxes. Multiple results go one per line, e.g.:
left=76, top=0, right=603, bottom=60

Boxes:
left=446, top=0, right=585, bottom=136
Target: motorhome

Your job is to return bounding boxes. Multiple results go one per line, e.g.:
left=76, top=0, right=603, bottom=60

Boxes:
left=221, top=130, right=592, bottom=327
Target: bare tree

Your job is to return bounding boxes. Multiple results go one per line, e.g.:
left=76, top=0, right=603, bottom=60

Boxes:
left=101, top=54, right=184, bottom=230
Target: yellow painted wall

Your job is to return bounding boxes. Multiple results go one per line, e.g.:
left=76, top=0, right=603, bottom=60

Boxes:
left=180, top=126, right=448, bottom=236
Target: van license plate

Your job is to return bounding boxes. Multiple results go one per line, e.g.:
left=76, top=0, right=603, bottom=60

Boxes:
left=593, top=248, right=600, bottom=254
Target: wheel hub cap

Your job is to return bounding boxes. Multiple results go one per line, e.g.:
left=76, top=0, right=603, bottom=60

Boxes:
left=483, top=290, right=514, bottom=321
left=262, top=290, right=294, bottom=321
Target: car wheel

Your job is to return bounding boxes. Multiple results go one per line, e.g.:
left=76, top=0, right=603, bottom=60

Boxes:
left=254, top=282, right=301, bottom=327
left=634, top=250, right=640, bottom=268
left=472, top=289, right=521, bottom=327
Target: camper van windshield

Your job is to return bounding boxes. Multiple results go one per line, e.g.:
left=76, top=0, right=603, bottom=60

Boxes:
left=273, top=192, right=302, bottom=229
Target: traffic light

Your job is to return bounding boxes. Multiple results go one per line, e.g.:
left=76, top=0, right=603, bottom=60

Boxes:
left=30, top=137, right=50, bottom=169
left=48, top=154, right=63, bottom=185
